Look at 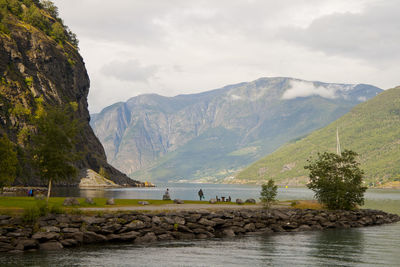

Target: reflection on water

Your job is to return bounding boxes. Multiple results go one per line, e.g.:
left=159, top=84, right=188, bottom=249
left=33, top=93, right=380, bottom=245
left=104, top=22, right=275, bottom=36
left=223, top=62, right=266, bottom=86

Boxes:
left=311, top=228, right=364, bottom=266
left=2, top=223, right=399, bottom=266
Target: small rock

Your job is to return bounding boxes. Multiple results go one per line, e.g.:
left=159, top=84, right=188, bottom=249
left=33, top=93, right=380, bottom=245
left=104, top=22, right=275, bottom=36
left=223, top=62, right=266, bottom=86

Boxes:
left=196, top=233, right=208, bottom=239
left=82, top=216, right=106, bottom=225
left=236, top=199, right=244, bottom=205
left=41, top=226, right=61, bottom=233
left=62, top=228, right=80, bottom=233
left=85, top=197, right=94, bottom=205
left=245, top=198, right=256, bottom=204
left=157, top=233, right=174, bottom=241
left=198, top=218, right=216, bottom=227
left=83, top=231, right=107, bottom=244
left=152, top=216, right=161, bottom=224
left=134, top=232, right=157, bottom=243
left=106, top=198, right=115, bottom=205
left=221, top=229, right=236, bottom=237
left=138, top=201, right=149, bottom=205
left=40, top=241, right=63, bottom=251
left=32, top=232, right=60, bottom=241
left=115, top=231, right=140, bottom=241
left=64, top=232, right=84, bottom=243
left=63, top=198, right=80, bottom=206
left=16, top=239, right=39, bottom=250
left=209, top=198, right=217, bottom=204
left=60, top=239, right=78, bottom=247
left=173, top=199, right=184, bottom=204
left=125, top=220, right=146, bottom=230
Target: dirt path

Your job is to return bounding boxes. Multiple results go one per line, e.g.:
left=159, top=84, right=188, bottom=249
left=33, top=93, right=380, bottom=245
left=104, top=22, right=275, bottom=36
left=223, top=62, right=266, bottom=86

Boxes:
left=80, top=203, right=267, bottom=212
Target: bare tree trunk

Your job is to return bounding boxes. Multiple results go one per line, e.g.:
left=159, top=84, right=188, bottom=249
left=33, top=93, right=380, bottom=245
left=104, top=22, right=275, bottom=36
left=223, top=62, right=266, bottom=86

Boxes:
left=47, top=178, right=52, bottom=202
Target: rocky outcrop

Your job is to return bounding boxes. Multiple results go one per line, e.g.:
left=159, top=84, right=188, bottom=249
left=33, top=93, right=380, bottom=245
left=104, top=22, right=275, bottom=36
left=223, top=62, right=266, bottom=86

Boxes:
left=79, top=169, right=121, bottom=188
left=0, top=208, right=398, bottom=253
left=0, top=9, right=140, bottom=186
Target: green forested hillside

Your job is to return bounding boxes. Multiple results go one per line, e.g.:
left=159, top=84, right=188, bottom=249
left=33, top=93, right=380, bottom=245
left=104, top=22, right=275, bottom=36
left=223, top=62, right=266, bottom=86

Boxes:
left=235, top=87, right=400, bottom=186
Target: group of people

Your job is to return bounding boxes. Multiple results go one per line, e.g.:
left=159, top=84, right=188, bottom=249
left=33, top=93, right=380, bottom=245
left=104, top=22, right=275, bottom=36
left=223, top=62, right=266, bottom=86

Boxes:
left=164, top=188, right=230, bottom=202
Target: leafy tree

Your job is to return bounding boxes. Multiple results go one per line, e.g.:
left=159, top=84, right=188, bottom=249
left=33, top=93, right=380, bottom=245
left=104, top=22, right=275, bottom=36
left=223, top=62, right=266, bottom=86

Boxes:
left=0, top=133, right=18, bottom=192
left=260, top=179, right=278, bottom=208
left=50, top=21, right=65, bottom=43
left=40, top=0, right=58, bottom=18
left=31, top=103, right=81, bottom=201
left=305, top=150, right=367, bottom=210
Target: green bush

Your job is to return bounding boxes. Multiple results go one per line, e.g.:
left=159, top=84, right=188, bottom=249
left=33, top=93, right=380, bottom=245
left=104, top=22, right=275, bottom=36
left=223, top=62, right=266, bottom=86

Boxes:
left=305, top=150, right=367, bottom=210
left=22, top=200, right=64, bottom=222
left=260, top=179, right=278, bottom=208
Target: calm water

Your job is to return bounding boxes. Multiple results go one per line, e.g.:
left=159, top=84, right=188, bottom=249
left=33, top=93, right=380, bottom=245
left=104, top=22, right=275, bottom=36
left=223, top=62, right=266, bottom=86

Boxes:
left=2, top=185, right=400, bottom=266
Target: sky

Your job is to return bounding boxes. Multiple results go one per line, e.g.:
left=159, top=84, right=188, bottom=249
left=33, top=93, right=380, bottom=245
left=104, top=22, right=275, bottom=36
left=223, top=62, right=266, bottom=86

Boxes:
left=52, top=0, right=400, bottom=113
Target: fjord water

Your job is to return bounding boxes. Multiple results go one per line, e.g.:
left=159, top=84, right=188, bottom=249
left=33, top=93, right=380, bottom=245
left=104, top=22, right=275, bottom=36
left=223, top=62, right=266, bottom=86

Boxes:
left=3, top=185, right=400, bottom=266
left=3, top=221, right=400, bottom=266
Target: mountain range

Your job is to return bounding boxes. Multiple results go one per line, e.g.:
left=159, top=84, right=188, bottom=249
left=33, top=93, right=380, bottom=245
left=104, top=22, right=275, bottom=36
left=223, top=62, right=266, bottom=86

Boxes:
left=90, top=77, right=382, bottom=183
left=235, top=86, right=400, bottom=186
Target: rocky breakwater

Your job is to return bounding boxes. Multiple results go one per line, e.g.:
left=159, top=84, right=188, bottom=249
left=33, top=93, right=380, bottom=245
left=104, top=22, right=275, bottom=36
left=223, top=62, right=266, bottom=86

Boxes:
left=0, top=208, right=399, bottom=253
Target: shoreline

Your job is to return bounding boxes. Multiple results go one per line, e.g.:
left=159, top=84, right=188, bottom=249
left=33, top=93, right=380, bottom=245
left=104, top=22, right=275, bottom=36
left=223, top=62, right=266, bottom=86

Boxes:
left=0, top=207, right=398, bottom=254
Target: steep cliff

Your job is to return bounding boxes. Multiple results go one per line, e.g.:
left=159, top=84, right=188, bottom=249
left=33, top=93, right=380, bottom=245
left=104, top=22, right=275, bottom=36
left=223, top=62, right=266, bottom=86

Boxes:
left=91, top=77, right=382, bottom=183
left=0, top=1, right=140, bottom=186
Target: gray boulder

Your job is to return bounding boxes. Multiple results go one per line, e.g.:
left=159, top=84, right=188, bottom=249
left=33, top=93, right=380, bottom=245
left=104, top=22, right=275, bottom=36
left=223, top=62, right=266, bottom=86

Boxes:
left=209, top=198, right=217, bottom=204
left=40, top=241, right=63, bottom=251
left=63, top=198, right=80, bottom=206
left=236, top=199, right=244, bottom=205
left=32, top=232, right=60, bottom=241
left=106, top=198, right=115, bottom=205
left=138, top=201, right=149, bottom=205
left=173, top=199, right=184, bottom=204
left=15, top=239, right=39, bottom=250
left=85, top=197, right=94, bottom=205
left=134, top=232, right=157, bottom=243
left=221, top=228, right=235, bottom=237
left=245, top=198, right=256, bottom=204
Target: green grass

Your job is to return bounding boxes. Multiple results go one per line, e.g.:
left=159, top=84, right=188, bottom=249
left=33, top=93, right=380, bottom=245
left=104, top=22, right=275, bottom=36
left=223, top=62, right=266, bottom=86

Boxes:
left=0, top=197, right=254, bottom=214
left=236, top=87, right=400, bottom=186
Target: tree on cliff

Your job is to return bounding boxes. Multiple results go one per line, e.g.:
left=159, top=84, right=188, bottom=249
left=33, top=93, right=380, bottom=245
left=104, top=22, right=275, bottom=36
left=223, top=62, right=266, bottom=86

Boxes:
left=305, top=150, right=367, bottom=210
left=0, top=133, right=18, bottom=192
left=31, top=102, right=81, bottom=201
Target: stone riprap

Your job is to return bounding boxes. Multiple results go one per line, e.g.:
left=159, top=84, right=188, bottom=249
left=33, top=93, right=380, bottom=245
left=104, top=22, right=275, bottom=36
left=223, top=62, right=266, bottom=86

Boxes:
left=0, top=208, right=398, bottom=253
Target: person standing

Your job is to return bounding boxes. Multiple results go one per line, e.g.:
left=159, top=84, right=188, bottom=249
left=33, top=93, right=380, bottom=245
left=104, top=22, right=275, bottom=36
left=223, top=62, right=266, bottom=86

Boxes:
left=198, top=189, right=204, bottom=200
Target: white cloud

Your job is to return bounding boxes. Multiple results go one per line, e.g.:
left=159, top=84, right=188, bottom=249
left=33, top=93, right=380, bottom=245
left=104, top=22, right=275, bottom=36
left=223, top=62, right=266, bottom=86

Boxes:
left=100, top=60, right=158, bottom=82
left=280, top=1, right=400, bottom=64
left=282, top=80, right=337, bottom=100
left=52, top=0, right=400, bottom=113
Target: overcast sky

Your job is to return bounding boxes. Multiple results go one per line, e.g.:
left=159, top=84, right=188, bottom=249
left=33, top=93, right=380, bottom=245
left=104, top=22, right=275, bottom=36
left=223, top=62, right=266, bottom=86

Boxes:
left=53, top=0, right=400, bottom=113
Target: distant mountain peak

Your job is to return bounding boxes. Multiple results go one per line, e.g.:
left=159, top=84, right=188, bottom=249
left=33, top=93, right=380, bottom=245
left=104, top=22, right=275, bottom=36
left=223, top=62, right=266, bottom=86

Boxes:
left=90, top=77, right=382, bottom=183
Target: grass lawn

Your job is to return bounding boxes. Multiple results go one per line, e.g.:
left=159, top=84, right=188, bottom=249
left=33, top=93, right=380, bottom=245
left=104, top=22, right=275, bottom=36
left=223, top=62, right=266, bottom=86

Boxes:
left=0, top=196, right=255, bottom=214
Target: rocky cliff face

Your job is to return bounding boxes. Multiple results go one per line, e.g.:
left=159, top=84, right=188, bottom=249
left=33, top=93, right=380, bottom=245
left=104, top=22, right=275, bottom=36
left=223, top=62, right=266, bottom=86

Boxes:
left=0, top=7, right=139, bottom=186
left=91, top=77, right=382, bottom=183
